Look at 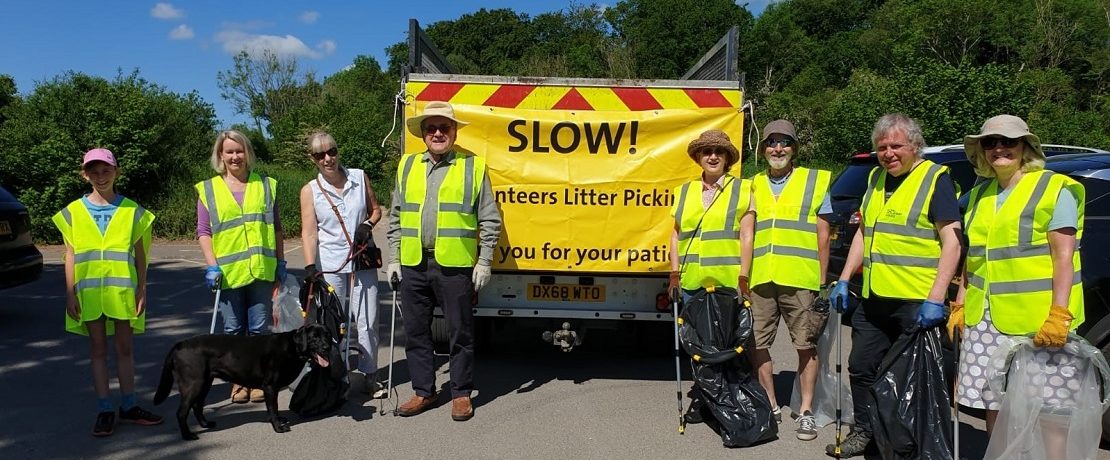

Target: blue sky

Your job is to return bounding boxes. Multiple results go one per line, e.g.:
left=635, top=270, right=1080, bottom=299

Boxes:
left=1, top=1, right=774, bottom=128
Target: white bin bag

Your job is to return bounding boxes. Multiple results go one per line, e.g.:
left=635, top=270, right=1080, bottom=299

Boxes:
left=273, top=274, right=305, bottom=333
left=984, top=334, right=1110, bottom=460
left=790, top=311, right=854, bottom=428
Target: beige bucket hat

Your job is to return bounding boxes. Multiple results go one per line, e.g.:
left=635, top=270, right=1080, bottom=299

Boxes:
left=963, top=114, right=1044, bottom=165
left=687, top=130, right=740, bottom=168
left=406, top=101, right=470, bottom=137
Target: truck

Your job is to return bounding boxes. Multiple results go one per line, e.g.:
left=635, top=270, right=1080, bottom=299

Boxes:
left=399, top=19, right=747, bottom=351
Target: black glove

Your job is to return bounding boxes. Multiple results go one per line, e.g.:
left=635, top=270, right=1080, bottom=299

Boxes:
left=303, top=264, right=321, bottom=284
left=354, top=221, right=373, bottom=247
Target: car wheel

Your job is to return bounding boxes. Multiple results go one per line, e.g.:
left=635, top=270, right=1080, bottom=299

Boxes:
left=1103, top=341, right=1110, bottom=444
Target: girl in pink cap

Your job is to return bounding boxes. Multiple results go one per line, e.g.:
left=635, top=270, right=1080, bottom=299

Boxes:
left=51, top=148, right=162, bottom=437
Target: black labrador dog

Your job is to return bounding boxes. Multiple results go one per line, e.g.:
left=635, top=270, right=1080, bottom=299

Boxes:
left=153, top=323, right=332, bottom=440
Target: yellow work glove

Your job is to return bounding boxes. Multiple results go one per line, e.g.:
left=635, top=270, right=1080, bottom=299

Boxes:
left=946, top=302, right=964, bottom=342
left=1033, top=305, right=1073, bottom=348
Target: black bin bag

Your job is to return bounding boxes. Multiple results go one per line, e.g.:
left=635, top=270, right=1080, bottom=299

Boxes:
left=290, top=278, right=349, bottom=416
left=869, top=326, right=953, bottom=460
left=678, top=287, right=778, bottom=447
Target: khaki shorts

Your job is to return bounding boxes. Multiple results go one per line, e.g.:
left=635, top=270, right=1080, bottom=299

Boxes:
left=750, top=282, right=829, bottom=350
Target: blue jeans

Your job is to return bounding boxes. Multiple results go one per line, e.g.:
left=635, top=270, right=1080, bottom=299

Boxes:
left=219, top=280, right=273, bottom=336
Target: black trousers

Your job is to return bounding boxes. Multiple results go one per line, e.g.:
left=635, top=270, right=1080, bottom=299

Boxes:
left=847, top=296, right=918, bottom=435
left=400, top=253, right=475, bottom=398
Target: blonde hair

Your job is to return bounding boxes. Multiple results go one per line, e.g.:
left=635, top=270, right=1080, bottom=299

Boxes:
left=209, top=130, right=256, bottom=174
left=971, top=141, right=1045, bottom=178
left=307, top=131, right=338, bottom=157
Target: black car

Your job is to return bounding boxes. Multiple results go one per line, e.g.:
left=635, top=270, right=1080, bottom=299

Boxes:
left=0, top=185, right=43, bottom=289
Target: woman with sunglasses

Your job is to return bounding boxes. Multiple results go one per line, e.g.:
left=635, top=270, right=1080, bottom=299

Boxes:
left=951, top=115, right=1086, bottom=454
left=299, top=131, right=384, bottom=397
left=196, top=129, right=287, bottom=403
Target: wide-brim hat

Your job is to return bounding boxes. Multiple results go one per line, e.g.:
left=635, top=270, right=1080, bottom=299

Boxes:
left=687, top=130, right=739, bottom=167
left=406, top=101, right=469, bottom=137
left=963, top=114, right=1044, bottom=165
left=760, top=119, right=797, bottom=145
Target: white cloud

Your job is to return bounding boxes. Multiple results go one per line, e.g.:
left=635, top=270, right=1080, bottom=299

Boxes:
left=215, top=30, right=335, bottom=59
left=299, top=11, right=320, bottom=25
left=169, top=24, right=194, bottom=40
left=151, top=3, right=184, bottom=20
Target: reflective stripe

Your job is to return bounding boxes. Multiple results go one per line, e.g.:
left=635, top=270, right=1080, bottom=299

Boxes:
left=1018, top=172, right=1054, bottom=246
left=906, top=163, right=942, bottom=228
left=73, top=250, right=131, bottom=263
left=860, top=168, right=878, bottom=221
left=988, top=244, right=1050, bottom=260
left=751, top=245, right=817, bottom=259
left=968, top=246, right=985, bottom=258
left=701, top=256, right=739, bottom=266
left=399, top=203, right=420, bottom=212
left=678, top=230, right=697, bottom=240
left=76, top=277, right=135, bottom=290
left=440, top=203, right=476, bottom=213
left=203, top=179, right=220, bottom=228
left=798, top=169, right=819, bottom=217
left=398, top=155, right=417, bottom=203
left=990, top=271, right=1081, bottom=295
left=674, top=183, right=691, bottom=224
left=701, top=229, right=736, bottom=240
left=772, top=220, right=816, bottom=232
left=720, top=178, right=740, bottom=232
left=260, top=174, right=273, bottom=224
left=439, top=228, right=476, bottom=237
left=870, top=252, right=936, bottom=268
left=216, top=246, right=277, bottom=266
left=211, top=212, right=273, bottom=233
left=61, top=208, right=72, bottom=226
left=752, top=246, right=769, bottom=258
left=873, top=222, right=936, bottom=239
left=682, top=254, right=700, bottom=264
left=462, top=155, right=474, bottom=208
left=968, top=272, right=985, bottom=289
left=400, top=228, right=419, bottom=237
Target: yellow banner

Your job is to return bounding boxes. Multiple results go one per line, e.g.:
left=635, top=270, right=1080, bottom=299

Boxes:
left=404, top=87, right=743, bottom=273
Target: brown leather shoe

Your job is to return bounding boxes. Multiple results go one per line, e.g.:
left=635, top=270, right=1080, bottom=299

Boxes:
left=451, top=395, right=474, bottom=421
left=395, top=394, right=436, bottom=417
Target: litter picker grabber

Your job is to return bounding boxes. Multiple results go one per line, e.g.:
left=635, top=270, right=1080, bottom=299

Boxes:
left=208, top=275, right=222, bottom=334
left=383, top=272, right=401, bottom=416
left=671, top=287, right=686, bottom=435
left=833, top=287, right=844, bottom=459
left=952, top=328, right=961, bottom=460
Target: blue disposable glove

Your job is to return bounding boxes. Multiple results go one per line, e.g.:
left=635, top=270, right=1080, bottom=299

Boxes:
left=916, top=300, right=947, bottom=328
left=205, top=265, right=222, bottom=291
left=276, top=260, right=287, bottom=282
left=829, top=279, right=851, bottom=313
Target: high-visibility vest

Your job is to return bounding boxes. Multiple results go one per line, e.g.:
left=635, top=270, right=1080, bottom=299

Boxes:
left=672, top=176, right=752, bottom=291
left=964, top=170, right=1085, bottom=334
left=396, top=151, right=485, bottom=267
left=750, top=167, right=831, bottom=290
left=195, top=172, right=278, bottom=289
left=51, top=197, right=154, bottom=336
left=861, top=160, right=948, bottom=299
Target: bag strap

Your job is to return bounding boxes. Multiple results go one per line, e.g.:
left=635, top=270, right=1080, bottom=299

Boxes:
left=316, top=176, right=354, bottom=247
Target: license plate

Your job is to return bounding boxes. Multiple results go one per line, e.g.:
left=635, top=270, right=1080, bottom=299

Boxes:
left=0, top=220, right=10, bottom=236
left=527, top=283, right=606, bottom=302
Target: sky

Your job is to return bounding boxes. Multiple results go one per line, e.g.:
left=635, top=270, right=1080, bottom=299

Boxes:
left=1, top=1, right=775, bottom=128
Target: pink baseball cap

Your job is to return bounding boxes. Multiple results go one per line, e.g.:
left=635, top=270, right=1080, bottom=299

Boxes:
left=82, top=148, right=117, bottom=168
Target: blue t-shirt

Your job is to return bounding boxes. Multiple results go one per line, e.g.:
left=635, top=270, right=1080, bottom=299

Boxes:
left=81, top=195, right=124, bottom=235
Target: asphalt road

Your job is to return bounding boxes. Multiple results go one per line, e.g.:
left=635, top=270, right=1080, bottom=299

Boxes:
left=1, top=230, right=1106, bottom=459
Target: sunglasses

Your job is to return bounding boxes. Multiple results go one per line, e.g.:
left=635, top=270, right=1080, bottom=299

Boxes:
left=423, top=123, right=453, bottom=135
left=980, top=137, right=1021, bottom=149
left=310, top=147, right=339, bottom=161
left=766, top=138, right=794, bottom=147
left=698, top=149, right=728, bottom=158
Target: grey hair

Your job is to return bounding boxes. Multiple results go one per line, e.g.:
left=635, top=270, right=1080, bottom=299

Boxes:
left=871, top=113, right=926, bottom=158
left=209, top=130, right=256, bottom=174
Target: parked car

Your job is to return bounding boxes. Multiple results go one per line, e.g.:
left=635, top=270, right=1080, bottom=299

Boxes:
left=824, top=148, right=1110, bottom=440
left=0, top=185, right=43, bottom=289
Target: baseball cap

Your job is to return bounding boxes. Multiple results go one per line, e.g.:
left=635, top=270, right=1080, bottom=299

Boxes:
left=82, top=148, right=117, bottom=168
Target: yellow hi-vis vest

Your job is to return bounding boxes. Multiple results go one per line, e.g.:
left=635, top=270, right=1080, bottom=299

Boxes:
left=750, top=167, right=831, bottom=290
left=396, top=151, right=484, bottom=267
left=195, top=172, right=278, bottom=289
left=861, top=160, right=947, bottom=300
left=964, top=170, right=1085, bottom=334
left=51, top=198, right=154, bottom=336
left=671, top=176, right=752, bottom=291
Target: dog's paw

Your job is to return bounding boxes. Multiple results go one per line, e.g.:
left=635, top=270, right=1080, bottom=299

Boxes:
left=272, top=417, right=291, bottom=433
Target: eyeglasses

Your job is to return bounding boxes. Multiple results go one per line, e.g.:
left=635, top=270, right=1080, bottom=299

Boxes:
left=311, top=147, right=339, bottom=161
left=423, top=123, right=453, bottom=135
left=766, top=138, right=794, bottom=147
left=980, top=137, right=1021, bottom=149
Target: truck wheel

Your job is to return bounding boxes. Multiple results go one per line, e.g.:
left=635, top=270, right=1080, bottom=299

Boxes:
left=432, top=316, right=450, bottom=354
left=1103, top=341, right=1110, bottom=443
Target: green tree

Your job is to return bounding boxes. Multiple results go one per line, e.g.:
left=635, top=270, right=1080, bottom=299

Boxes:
left=0, top=74, right=16, bottom=125
left=0, top=71, right=216, bottom=242
left=216, top=50, right=321, bottom=133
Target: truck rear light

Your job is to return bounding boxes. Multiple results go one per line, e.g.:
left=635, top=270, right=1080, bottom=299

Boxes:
left=848, top=211, right=861, bottom=225
left=655, top=292, right=671, bottom=312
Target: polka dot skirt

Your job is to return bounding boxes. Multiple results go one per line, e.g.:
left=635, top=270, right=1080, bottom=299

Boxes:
left=957, top=306, right=1080, bottom=410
